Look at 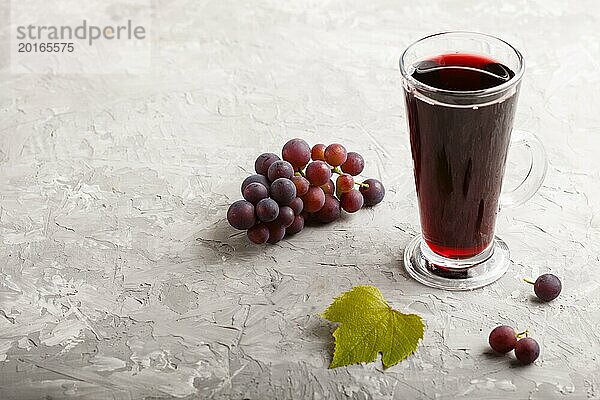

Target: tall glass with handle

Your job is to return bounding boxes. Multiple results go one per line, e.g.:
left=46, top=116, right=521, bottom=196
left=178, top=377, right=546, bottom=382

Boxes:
left=400, top=32, right=547, bottom=290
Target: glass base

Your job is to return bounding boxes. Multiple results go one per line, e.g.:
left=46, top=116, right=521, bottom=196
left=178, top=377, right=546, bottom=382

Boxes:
left=403, top=236, right=510, bottom=290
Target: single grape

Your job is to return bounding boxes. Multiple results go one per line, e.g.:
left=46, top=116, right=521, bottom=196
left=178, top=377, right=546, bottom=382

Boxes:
left=302, top=186, right=326, bottom=213
left=311, top=143, right=326, bottom=161
left=267, top=160, right=294, bottom=181
left=266, top=223, right=286, bottom=244
left=282, top=138, right=311, bottom=169
left=340, top=190, right=364, bottom=213
left=314, top=195, right=340, bottom=223
left=270, top=178, right=297, bottom=205
left=241, top=174, right=270, bottom=194
left=488, top=325, right=517, bottom=353
left=255, top=153, right=280, bottom=176
left=256, top=198, right=279, bottom=222
left=321, top=179, right=335, bottom=196
left=336, top=174, right=354, bottom=193
left=360, top=178, right=385, bottom=206
left=242, top=182, right=269, bottom=204
left=274, top=205, right=295, bottom=228
left=291, top=176, right=310, bottom=197
left=227, top=200, right=256, bottom=230
left=286, top=215, right=304, bottom=235
left=305, top=161, right=332, bottom=187
left=341, top=152, right=365, bottom=176
left=324, top=143, right=347, bottom=167
left=514, top=337, right=540, bottom=364
left=247, top=224, right=269, bottom=244
left=530, top=274, right=562, bottom=302
left=289, top=197, right=304, bottom=215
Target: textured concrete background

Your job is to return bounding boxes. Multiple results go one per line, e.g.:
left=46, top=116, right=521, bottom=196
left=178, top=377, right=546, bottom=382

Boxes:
left=1, top=0, right=599, bottom=399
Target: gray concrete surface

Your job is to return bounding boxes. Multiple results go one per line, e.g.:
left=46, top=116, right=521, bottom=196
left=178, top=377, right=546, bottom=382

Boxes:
left=1, top=0, right=599, bottom=399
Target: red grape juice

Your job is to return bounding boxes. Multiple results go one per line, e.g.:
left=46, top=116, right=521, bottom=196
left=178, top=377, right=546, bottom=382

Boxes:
left=404, top=53, right=519, bottom=259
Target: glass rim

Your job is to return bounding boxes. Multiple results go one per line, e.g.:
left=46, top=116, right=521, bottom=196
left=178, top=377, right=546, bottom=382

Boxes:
left=399, top=31, right=525, bottom=97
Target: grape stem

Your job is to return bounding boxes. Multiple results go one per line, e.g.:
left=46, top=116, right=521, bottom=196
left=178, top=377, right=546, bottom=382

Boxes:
left=523, top=278, right=535, bottom=285
left=355, top=182, right=369, bottom=188
left=296, top=170, right=306, bottom=178
left=516, top=330, right=529, bottom=338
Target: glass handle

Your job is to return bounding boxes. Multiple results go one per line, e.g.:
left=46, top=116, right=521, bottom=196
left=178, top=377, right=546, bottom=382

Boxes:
left=500, top=130, right=548, bottom=209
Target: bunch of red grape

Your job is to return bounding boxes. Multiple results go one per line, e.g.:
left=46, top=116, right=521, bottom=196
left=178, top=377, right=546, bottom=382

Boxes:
left=488, top=326, right=540, bottom=365
left=227, top=139, right=385, bottom=244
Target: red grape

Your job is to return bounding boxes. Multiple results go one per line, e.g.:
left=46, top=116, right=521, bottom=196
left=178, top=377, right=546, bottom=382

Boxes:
left=270, top=178, right=296, bottom=205
left=302, top=186, right=326, bottom=213
left=255, top=153, right=280, bottom=176
left=267, top=224, right=286, bottom=244
left=274, top=206, right=295, bottom=228
left=247, top=224, right=269, bottom=244
left=488, top=325, right=517, bottom=353
left=256, top=198, right=279, bottom=222
left=305, top=161, right=332, bottom=186
left=324, top=143, right=347, bottom=166
left=336, top=174, right=354, bottom=193
left=291, top=176, right=310, bottom=197
left=286, top=215, right=304, bottom=235
left=282, top=138, right=311, bottom=169
left=532, top=274, right=562, bottom=302
left=227, top=200, right=256, bottom=230
left=242, top=182, right=269, bottom=204
left=311, top=144, right=326, bottom=161
left=241, top=174, right=270, bottom=194
left=514, top=338, right=540, bottom=364
left=360, top=178, right=385, bottom=206
left=341, top=152, right=364, bottom=176
left=267, top=160, right=294, bottom=181
left=289, top=197, right=304, bottom=215
left=314, top=195, right=340, bottom=223
left=340, top=190, right=364, bottom=213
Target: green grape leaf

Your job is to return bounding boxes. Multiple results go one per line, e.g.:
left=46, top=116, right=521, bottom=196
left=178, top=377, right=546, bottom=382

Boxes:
left=321, top=285, right=424, bottom=369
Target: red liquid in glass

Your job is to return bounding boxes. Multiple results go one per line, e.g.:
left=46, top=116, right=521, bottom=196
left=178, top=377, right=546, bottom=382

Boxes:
left=405, top=53, right=519, bottom=259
